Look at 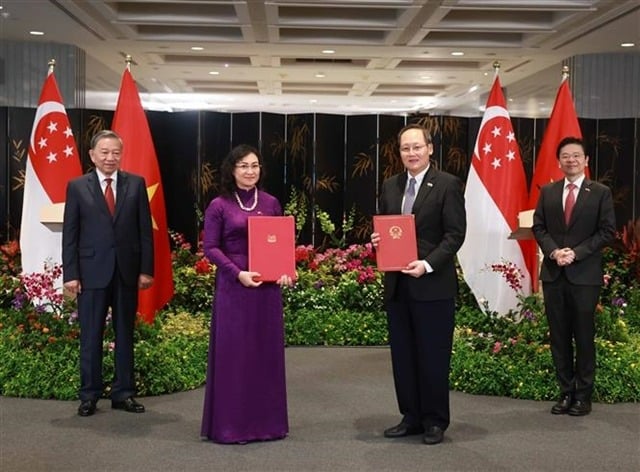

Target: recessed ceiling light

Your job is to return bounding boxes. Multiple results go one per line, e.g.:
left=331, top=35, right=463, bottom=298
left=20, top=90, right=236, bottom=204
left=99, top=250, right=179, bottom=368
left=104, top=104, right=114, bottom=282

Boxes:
left=315, top=73, right=325, bottom=78
left=420, top=75, right=431, bottom=80
left=208, top=71, right=219, bottom=75
left=191, top=46, right=204, bottom=51
left=224, top=63, right=229, bottom=68
left=310, top=99, right=318, bottom=103
left=468, top=85, right=479, bottom=93
left=29, top=31, right=45, bottom=36
left=620, top=42, right=635, bottom=47
left=451, top=51, right=464, bottom=56
left=322, top=49, right=335, bottom=54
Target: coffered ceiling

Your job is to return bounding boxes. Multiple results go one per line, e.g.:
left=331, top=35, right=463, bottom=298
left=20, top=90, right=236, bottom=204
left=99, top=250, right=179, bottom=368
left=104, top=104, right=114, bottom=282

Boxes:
left=1, top=0, right=638, bottom=116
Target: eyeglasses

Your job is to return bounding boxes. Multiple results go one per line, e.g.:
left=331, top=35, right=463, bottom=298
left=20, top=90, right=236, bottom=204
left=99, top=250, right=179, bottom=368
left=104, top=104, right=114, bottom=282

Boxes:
left=559, top=153, right=585, bottom=160
left=235, top=163, right=262, bottom=171
left=400, top=144, right=428, bottom=154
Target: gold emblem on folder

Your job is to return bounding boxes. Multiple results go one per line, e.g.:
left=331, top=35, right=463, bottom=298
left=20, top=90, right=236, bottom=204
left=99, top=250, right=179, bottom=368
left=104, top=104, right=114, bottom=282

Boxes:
left=389, top=225, right=403, bottom=239
left=267, top=234, right=277, bottom=243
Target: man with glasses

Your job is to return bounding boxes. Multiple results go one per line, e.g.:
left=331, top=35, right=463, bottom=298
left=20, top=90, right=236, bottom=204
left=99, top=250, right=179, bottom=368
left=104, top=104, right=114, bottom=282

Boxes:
left=532, top=136, right=615, bottom=416
left=371, top=123, right=466, bottom=445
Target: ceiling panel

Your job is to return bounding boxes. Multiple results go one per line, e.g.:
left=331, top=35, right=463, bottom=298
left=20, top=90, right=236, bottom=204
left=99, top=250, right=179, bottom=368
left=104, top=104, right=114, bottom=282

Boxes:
left=0, top=0, right=637, bottom=116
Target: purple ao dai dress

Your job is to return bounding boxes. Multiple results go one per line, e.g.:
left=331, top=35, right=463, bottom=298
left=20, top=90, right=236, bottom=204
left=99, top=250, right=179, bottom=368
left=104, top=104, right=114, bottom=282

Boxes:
left=200, top=187, right=288, bottom=444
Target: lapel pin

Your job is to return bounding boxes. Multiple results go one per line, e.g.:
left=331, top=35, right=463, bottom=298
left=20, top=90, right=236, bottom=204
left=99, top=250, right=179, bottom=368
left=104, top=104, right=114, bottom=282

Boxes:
left=427, top=182, right=434, bottom=187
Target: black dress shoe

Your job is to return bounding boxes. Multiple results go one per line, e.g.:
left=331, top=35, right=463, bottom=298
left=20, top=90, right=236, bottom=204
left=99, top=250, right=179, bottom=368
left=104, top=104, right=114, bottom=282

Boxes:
left=551, top=394, right=572, bottom=415
left=383, top=422, right=424, bottom=438
left=568, top=400, right=591, bottom=416
left=423, top=426, right=444, bottom=445
left=78, top=400, right=97, bottom=417
left=112, top=397, right=145, bottom=413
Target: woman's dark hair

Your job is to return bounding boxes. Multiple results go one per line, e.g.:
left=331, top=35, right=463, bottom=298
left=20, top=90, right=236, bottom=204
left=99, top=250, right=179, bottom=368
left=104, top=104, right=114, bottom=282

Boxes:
left=219, top=144, right=265, bottom=196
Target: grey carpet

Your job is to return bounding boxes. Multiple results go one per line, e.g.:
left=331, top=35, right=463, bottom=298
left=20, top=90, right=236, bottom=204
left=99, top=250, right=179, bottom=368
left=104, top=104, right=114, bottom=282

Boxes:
left=1, top=347, right=638, bottom=471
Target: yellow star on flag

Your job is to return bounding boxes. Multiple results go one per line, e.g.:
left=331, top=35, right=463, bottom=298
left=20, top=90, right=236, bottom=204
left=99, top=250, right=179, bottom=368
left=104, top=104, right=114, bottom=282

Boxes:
left=147, top=182, right=159, bottom=230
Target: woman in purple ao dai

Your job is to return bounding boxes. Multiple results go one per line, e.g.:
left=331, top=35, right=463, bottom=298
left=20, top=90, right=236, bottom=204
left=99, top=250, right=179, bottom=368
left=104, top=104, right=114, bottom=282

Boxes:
left=200, top=144, right=293, bottom=444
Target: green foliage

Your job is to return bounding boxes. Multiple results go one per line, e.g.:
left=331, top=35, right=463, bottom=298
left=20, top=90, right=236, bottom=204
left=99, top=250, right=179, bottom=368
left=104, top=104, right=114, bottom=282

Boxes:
left=284, top=308, right=388, bottom=346
left=283, top=186, right=308, bottom=239
left=284, top=268, right=387, bottom=346
left=166, top=230, right=215, bottom=313
left=1, top=219, right=639, bottom=403
left=314, top=205, right=356, bottom=249
left=0, top=308, right=209, bottom=400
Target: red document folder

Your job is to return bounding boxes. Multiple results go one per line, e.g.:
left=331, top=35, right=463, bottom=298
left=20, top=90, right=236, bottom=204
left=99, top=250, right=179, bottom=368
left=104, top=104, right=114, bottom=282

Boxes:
left=373, top=215, right=418, bottom=271
left=248, top=216, right=296, bottom=282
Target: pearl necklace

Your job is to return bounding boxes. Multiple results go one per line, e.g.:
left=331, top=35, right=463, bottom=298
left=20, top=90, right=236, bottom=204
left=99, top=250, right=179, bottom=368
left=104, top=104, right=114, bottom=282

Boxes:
left=234, top=187, right=258, bottom=212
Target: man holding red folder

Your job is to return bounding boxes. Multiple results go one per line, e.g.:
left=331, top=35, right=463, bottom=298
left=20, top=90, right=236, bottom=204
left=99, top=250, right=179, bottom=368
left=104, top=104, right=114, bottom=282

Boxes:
left=371, top=123, right=466, bottom=445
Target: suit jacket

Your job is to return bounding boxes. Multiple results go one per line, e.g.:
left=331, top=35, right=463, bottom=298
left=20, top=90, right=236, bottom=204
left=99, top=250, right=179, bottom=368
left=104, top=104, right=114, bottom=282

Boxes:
left=532, top=178, right=615, bottom=286
left=378, top=166, right=466, bottom=302
left=62, top=170, right=154, bottom=289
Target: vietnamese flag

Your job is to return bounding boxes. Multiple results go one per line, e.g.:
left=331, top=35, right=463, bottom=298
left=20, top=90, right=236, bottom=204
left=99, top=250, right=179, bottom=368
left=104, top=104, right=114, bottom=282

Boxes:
left=458, top=74, right=534, bottom=315
left=528, top=79, right=583, bottom=209
left=112, top=68, right=174, bottom=323
left=20, top=67, right=82, bottom=276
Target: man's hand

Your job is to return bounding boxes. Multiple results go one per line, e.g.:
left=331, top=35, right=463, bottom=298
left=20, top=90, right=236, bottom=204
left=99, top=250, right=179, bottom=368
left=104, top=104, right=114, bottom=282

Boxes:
left=553, top=248, right=576, bottom=266
left=401, top=260, right=426, bottom=278
left=138, top=274, right=154, bottom=290
left=64, top=280, right=82, bottom=295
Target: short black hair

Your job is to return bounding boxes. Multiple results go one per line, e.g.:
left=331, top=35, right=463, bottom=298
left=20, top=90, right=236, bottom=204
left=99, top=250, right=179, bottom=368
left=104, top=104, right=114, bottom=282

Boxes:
left=556, top=136, right=585, bottom=159
left=397, top=123, right=432, bottom=145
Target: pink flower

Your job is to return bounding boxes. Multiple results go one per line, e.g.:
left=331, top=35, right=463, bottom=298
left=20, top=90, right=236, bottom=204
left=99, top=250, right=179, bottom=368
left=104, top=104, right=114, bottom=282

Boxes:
left=492, top=341, right=503, bottom=354
left=489, top=260, right=525, bottom=293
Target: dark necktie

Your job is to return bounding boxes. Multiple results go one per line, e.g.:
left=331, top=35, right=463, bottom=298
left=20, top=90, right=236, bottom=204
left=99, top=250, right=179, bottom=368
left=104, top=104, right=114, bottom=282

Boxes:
left=564, top=182, right=576, bottom=225
left=104, top=178, right=115, bottom=216
left=402, top=177, right=416, bottom=215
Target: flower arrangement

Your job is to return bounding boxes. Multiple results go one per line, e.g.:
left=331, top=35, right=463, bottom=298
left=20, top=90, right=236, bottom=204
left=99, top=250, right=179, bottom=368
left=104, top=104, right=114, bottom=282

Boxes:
left=1, top=217, right=639, bottom=402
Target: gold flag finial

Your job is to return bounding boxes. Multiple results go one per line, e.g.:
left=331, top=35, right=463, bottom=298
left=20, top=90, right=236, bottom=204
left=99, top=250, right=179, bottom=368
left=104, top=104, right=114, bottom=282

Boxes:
left=125, top=54, right=133, bottom=71
left=561, top=65, right=570, bottom=80
left=47, top=58, right=56, bottom=74
left=492, top=61, right=501, bottom=77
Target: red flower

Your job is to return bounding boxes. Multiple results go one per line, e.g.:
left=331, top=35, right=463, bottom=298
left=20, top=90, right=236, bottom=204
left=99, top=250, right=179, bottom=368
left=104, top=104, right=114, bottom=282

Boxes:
left=194, top=257, right=211, bottom=274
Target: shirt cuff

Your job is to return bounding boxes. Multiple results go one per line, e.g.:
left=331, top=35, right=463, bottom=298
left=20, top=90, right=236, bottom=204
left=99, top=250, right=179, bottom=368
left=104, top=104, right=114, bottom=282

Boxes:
left=422, top=260, right=434, bottom=274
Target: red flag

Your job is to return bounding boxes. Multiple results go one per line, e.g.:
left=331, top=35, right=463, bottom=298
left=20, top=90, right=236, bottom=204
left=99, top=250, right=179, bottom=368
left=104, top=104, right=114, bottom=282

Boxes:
left=112, top=68, right=174, bottom=323
left=458, top=75, right=534, bottom=314
left=20, top=70, right=83, bottom=275
left=528, top=79, right=583, bottom=209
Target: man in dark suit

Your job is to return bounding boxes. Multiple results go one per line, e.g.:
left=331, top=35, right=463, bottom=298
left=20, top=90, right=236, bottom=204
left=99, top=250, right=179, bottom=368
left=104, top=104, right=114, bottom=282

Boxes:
left=63, top=130, right=154, bottom=417
left=532, top=136, right=615, bottom=416
left=371, top=123, right=466, bottom=445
